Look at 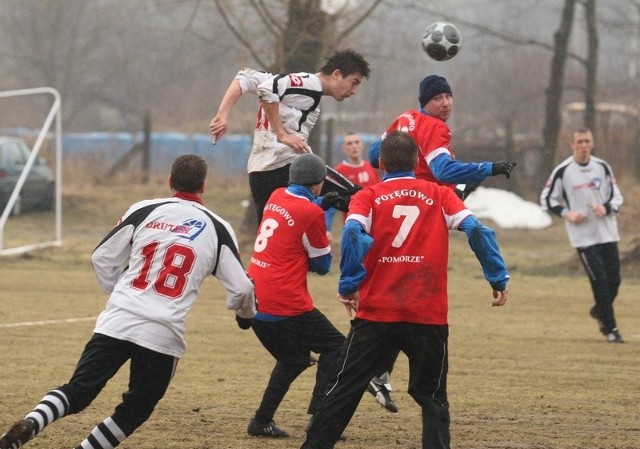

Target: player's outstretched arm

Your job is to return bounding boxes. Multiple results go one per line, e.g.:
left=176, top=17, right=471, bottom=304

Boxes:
left=458, top=215, right=510, bottom=303
left=338, top=219, right=373, bottom=295
left=430, top=153, right=493, bottom=184
left=211, top=68, right=271, bottom=143
left=210, top=79, right=243, bottom=143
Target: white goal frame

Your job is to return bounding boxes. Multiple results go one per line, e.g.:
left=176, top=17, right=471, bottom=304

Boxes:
left=0, top=87, right=63, bottom=256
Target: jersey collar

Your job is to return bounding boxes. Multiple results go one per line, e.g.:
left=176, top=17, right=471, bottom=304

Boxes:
left=383, top=170, right=415, bottom=181
left=286, top=184, right=316, bottom=201
left=173, top=191, right=203, bottom=204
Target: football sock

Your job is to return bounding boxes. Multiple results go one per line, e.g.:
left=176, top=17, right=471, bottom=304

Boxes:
left=75, top=416, right=127, bottom=449
left=25, top=389, right=70, bottom=435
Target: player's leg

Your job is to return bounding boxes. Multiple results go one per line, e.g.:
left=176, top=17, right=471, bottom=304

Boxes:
left=303, top=320, right=394, bottom=449
left=578, top=244, right=623, bottom=342
left=248, top=165, right=290, bottom=223
left=0, top=333, right=129, bottom=449
left=248, top=318, right=310, bottom=437
left=72, top=343, right=177, bottom=448
left=601, top=242, right=621, bottom=303
left=401, top=323, right=450, bottom=449
left=299, top=309, right=345, bottom=417
left=367, top=349, right=400, bottom=413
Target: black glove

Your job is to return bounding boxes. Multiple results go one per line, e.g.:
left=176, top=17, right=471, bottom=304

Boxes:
left=454, top=182, right=480, bottom=201
left=320, top=191, right=349, bottom=212
left=491, top=161, right=516, bottom=179
left=235, top=315, right=253, bottom=330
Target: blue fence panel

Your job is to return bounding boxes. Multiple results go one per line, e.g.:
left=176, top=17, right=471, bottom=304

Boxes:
left=1, top=129, right=380, bottom=176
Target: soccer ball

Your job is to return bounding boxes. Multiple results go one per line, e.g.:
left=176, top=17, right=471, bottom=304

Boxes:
left=421, top=22, right=462, bottom=61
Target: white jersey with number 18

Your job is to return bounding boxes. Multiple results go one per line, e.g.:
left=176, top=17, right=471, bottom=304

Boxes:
left=91, top=194, right=255, bottom=358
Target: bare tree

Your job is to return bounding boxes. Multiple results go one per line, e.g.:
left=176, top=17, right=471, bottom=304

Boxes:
left=178, top=0, right=383, bottom=72
left=541, top=0, right=577, bottom=179
left=0, top=0, right=117, bottom=128
left=583, top=0, right=599, bottom=135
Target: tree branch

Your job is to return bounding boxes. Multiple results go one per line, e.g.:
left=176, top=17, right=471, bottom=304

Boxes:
left=335, top=0, right=385, bottom=42
left=213, top=0, right=271, bottom=68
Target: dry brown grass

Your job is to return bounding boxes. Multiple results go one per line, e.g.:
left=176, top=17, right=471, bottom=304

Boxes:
left=1, top=176, right=638, bottom=449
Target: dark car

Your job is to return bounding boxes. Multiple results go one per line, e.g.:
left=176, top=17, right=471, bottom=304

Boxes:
left=0, top=136, right=55, bottom=216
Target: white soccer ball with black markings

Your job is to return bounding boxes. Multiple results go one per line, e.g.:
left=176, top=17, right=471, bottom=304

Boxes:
left=421, top=21, right=462, bottom=61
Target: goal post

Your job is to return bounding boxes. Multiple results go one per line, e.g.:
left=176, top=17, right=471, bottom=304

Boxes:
left=0, top=87, right=63, bottom=256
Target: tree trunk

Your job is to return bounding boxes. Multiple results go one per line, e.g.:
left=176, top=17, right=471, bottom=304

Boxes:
left=242, top=0, right=330, bottom=233
left=283, top=0, right=328, bottom=72
left=583, top=0, right=598, bottom=136
left=540, top=0, right=576, bottom=182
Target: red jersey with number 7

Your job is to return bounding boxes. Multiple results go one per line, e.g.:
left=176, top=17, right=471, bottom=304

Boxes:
left=347, top=177, right=472, bottom=324
left=249, top=187, right=331, bottom=316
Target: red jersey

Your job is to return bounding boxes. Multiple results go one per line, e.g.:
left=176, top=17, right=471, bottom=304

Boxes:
left=248, top=187, right=331, bottom=316
left=334, top=160, right=381, bottom=188
left=385, top=110, right=455, bottom=187
left=347, top=177, right=472, bottom=325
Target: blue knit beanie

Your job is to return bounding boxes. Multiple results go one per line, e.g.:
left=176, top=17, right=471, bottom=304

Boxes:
left=419, top=75, right=452, bottom=107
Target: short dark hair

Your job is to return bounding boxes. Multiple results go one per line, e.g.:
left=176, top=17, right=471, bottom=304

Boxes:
left=380, top=131, right=418, bottom=172
left=320, top=48, right=370, bottom=79
left=572, top=127, right=592, bottom=136
left=170, top=154, right=207, bottom=193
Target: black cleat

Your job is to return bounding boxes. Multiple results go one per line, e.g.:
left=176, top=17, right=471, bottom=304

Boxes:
left=367, top=380, right=398, bottom=413
left=607, top=328, right=624, bottom=343
left=0, top=418, right=36, bottom=449
left=247, top=417, right=289, bottom=438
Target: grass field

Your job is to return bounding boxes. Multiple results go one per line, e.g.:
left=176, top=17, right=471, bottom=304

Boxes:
left=1, top=177, right=638, bottom=449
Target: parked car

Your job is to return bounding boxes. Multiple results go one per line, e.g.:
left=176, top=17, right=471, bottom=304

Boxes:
left=0, top=136, right=55, bottom=216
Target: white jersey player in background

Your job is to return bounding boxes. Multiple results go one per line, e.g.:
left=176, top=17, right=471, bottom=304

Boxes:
left=0, top=154, right=256, bottom=449
left=540, top=128, right=625, bottom=343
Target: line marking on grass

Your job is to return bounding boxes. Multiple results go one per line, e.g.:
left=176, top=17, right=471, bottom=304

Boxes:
left=0, top=317, right=95, bottom=328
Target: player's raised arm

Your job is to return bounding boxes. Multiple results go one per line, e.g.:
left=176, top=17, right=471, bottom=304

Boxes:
left=210, top=68, right=272, bottom=143
left=210, top=79, right=242, bottom=143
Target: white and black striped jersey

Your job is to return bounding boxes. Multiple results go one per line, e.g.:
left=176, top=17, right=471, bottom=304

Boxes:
left=540, top=155, right=623, bottom=248
left=235, top=68, right=323, bottom=173
left=91, top=194, right=256, bottom=358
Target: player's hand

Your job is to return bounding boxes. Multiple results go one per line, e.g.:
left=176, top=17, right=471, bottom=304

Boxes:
left=338, top=292, right=359, bottom=317
left=320, top=191, right=349, bottom=212
left=279, top=133, right=311, bottom=154
left=491, top=161, right=516, bottom=179
left=210, top=115, right=227, bottom=144
left=235, top=315, right=254, bottom=330
left=491, top=289, right=508, bottom=307
left=566, top=210, right=587, bottom=224
left=591, top=204, right=606, bottom=218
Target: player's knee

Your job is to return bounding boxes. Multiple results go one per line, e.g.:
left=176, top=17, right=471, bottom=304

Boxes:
left=59, top=384, right=100, bottom=414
